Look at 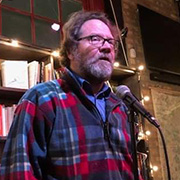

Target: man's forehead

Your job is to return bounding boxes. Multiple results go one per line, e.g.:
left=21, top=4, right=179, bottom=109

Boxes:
left=80, top=19, right=113, bottom=37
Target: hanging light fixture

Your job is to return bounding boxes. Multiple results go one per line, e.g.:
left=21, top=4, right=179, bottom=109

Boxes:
left=51, top=23, right=60, bottom=31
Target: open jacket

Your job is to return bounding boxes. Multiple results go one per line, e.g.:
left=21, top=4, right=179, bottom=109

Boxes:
left=0, top=68, right=136, bottom=180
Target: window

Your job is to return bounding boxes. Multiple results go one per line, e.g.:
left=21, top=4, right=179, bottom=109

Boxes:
left=0, top=0, right=82, bottom=49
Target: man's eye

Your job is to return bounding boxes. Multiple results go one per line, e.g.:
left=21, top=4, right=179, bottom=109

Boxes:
left=91, top=36, right=101, bottom=42
left=108, top=40, right=114, bottom=45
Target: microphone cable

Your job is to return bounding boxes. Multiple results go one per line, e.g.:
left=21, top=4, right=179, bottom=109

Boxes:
left=157, top=126, right=171, bottom=180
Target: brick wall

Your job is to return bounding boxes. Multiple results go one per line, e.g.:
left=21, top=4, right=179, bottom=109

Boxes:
left=120, top=0, right=180, bottom=180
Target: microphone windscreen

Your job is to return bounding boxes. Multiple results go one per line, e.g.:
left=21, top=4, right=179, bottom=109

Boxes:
left=116, top=85, right=130, bottom=98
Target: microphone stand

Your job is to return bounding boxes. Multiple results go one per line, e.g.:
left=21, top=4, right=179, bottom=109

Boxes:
left=127, top=109, right=171, bottom=180
left=127, top=108, right=139, bottom=180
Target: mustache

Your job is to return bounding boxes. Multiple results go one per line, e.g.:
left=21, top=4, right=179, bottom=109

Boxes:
left=98, top=54, right=113, bottom=62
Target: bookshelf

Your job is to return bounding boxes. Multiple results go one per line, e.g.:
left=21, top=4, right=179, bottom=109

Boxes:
left=0, top=37, right=55, bottom=162
left=0, top=36, right=53, bottom=101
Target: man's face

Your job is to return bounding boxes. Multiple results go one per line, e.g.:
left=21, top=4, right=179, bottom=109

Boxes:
left=69, top=19, right=116, bottom=83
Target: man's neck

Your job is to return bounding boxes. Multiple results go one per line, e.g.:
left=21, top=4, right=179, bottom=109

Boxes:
left=88, top=81, right=104, bottom=95
left=69, top=68, right=106, bottom=94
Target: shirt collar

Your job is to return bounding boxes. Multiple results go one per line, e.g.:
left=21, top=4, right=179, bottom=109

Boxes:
left=69, top=69, right=111, bottom=98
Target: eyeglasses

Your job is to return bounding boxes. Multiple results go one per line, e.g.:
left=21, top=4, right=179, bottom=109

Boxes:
left=77, top=35, right=119, bottom=50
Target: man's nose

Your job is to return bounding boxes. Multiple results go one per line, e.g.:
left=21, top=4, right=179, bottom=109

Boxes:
left=99, top=40, right=112, bottom=53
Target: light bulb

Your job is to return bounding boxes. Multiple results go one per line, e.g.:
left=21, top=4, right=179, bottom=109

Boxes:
left=51, top=23, right=60, bottom=31
left=11, top=40, right=19, bottom=47
left=138, top=65, right=144, bottom=71
left=113, top=61, right=120, bottom=67
left=152, top=166, right=158, bottom=171
left=138, top=131, right=145, bottom=140
left=145, top=130, right=151, bottom=136
left=52, top=51, right=60, bottom=57
left=144, top=96, right=150, bottom=101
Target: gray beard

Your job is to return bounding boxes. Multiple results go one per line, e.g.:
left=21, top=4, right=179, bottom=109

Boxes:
left=73, top=51, right=113, bottom=82
left=81, top=59, right=113, bottom=82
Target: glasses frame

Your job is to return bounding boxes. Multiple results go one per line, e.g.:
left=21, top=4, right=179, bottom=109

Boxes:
left=77, top=35, right=119, bottom=50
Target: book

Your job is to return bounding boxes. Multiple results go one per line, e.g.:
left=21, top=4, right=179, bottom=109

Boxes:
left=4, top=105, right=16, bottom=136
left=0, top=104, right=3, bottom=136
left=39, top=61, right=45, bottom=83
left=0, top=104, right=17, bottom=137
left=1, top=60, right=28, bottom=89
left=28, top=61, right=40, bottom=88
left=2, top=105, right=6, bottom=136
left=44, top=63, right=53, bottom=82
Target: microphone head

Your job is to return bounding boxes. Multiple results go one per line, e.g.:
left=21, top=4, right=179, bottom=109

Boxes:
left=116, top=85, right=130, bottom=98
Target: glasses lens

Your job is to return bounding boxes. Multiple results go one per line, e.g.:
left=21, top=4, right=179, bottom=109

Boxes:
left=90, top=36, right=102, bottom=45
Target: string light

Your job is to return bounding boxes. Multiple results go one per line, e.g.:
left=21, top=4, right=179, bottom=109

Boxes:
left=113, top=61, right=120, bottom=67
left=138, top=131, right=145, bottom=140
left=145, top=130, right=151, bottom=136
left=11, top=40, right=19, bottom=47
left=138, top=65, right=144, bottom=71
left=51, top=50, right=60, bottom=57
left=152, top=165, right=158, bottom=172
left=143, top=95, right=150, bottom=101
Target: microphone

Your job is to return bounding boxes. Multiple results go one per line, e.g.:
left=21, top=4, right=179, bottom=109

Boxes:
left=116, top=85, right=160, bottom=128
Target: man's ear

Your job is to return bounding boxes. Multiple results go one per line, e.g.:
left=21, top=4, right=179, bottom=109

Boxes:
left=67, top=52, right=74, bottom=61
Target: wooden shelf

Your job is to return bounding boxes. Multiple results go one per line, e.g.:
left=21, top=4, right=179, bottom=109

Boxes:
left=112, top=66, right=136, bottom=80
left=0, top=87, right=26, bottom=104
left=0, top=136, right=7, bottom=142
left=0, top=137, right=6, bottom=162
left=0, top=36, right=51, bottom=61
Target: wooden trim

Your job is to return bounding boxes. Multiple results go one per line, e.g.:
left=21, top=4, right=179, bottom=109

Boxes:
left=82, top=0, right=104, bottom=11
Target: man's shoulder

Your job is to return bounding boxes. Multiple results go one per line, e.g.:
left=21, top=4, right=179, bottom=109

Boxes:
left=19, top=79, right=65, bottom=104
left=108, top=92, right=128, bottom=110
left=30, top=79, right=61, bottom=94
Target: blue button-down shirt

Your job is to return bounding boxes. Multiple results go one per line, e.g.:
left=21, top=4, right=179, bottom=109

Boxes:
left=71, top=70, right=111, bottom=122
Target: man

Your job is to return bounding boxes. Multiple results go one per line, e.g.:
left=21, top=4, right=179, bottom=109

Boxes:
left=0, top=11, right=140, bottom=180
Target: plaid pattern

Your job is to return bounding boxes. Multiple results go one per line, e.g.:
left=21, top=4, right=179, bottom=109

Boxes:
left=0, top=68, right=137, bottom=180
